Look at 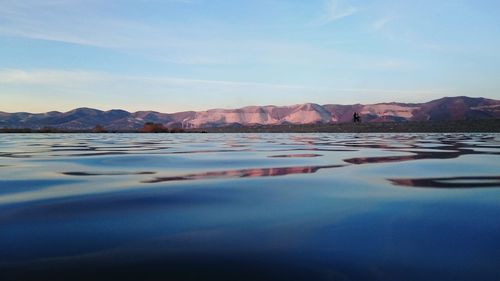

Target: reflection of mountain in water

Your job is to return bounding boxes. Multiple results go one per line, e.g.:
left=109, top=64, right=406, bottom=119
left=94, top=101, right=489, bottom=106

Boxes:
left=5, top=133, right=497, bottom=189
left=142, top=165, right=345, bottom=183
left=62, top=171, right=155, bottom=176
left=43, top=134, right=497, bottom=189
left=344, top=141, right=500, bottom=165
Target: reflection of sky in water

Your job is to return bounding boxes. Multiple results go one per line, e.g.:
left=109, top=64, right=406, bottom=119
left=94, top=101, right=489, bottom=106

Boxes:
left=0, top=133, right=499, bottom=281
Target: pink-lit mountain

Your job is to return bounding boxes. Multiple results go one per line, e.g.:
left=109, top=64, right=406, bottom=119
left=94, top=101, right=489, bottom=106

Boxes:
left=1, top=96, right=499, bottom=130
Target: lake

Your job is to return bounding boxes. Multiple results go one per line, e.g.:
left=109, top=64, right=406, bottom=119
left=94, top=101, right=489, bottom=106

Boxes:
left=0, top=133, right=499, bottom=280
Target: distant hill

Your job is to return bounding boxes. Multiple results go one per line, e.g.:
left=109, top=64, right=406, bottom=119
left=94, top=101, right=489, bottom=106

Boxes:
left=1, top=96, right=499, bottom=130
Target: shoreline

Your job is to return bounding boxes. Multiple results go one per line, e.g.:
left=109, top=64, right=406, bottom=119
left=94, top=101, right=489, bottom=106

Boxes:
left=1, top=119, right=499, bottom=134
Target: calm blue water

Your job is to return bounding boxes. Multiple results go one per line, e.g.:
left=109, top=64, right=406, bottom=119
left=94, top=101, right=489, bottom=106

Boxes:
left=0, top=133, right=499, bottom=281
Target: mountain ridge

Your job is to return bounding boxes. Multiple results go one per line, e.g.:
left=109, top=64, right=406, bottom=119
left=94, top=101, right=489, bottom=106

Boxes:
left=1, top=96, right=499, bottom=130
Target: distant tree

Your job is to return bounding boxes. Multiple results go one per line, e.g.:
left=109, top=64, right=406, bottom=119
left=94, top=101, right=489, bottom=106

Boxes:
left=0, top=128, right=32, bottom=133
left=141, top=122, right=170, bottom=133
left=93, top=124, right=107, bottom=133
left=39, top=127, right=58, bottom=133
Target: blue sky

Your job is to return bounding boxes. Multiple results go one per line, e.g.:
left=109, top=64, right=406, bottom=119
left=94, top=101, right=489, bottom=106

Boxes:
left=1, top=0, right=499, bottom=113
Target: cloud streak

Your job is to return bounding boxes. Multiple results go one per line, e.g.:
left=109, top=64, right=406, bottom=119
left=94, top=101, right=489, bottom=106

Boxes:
left=0, top=69, right=454, bottom=113
left=315, top=0, right=359, bottom=26
left=372, top=16, right=396, bottom=31
left=0, top=1, right=339, bottom=66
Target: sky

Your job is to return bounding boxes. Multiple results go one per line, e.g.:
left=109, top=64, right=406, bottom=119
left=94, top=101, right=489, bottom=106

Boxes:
left=1, top=0, right=499, bottom=113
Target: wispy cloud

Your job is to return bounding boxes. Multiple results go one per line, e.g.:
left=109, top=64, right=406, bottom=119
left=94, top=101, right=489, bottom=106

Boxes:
left=0, top=69, right=109, bottom=85
left=315, top=0, right=359, bottom=26
left=0, top=1, right=155, bottom=48
left=372, top=16, right=396, bottom=31
left=0, top=1, right=345, bottom=66
left=0, top=0, right=206, bottom=53
left=355, top=58, right=416, bottom=71
left=0, top=68, right=324, bottom=112
left=0, top=69, right=312, bottom=90
left=0, top=69, right=454, bottom=113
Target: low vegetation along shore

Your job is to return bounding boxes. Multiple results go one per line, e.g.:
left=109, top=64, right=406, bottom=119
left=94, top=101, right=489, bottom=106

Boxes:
left=1, top=119, right=499, bottom=133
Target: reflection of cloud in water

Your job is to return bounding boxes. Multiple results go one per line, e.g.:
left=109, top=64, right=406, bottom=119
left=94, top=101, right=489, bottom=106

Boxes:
left=143, top=165, right=344, bottom=183
left=389, top=176, right=500, bottom=188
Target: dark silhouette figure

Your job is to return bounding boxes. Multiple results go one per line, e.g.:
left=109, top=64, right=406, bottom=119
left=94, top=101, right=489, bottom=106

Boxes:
left=353, top=112, right=361, bottom=123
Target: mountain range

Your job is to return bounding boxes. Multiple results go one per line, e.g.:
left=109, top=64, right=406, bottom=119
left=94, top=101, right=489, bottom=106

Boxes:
left=1, top=96, right=499, bottom=130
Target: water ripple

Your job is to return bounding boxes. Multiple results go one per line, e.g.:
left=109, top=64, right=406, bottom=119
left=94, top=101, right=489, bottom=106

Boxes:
left=0, top=134, right=499, bottom=280
left=389, top=176, right=500, bottom=188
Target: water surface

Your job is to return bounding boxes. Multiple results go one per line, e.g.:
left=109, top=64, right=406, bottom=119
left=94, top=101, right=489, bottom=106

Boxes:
left=1, top=133, right=499, bottom=280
